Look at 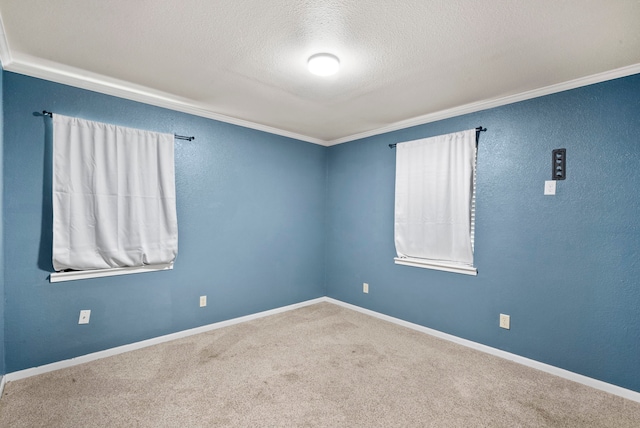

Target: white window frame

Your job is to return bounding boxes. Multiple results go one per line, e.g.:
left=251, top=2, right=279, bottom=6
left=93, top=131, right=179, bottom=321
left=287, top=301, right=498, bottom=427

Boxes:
left=50, top=263, right=173, bottom=283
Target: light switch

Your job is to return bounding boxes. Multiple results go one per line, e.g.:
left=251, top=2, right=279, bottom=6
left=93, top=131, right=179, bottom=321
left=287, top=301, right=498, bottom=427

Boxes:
left=544, top=180, right=556, bottom=195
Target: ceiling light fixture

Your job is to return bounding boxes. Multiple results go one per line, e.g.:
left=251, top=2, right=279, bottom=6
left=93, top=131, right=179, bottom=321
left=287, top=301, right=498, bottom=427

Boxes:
left=307, top=53, right=340, bottom=76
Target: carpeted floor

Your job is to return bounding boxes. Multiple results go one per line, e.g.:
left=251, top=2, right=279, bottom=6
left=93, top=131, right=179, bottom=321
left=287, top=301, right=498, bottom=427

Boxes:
left=1, top=302, right=639, bottom=427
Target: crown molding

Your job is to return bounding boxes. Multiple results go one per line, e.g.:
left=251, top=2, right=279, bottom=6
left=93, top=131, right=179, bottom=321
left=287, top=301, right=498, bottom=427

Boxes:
left=328, top=63, right=640, bottom=146
left=0, top=12, right=12, bottom=68
left=2, top=54, right=328, bottom=146
left=4, top=54, right=640, bottom=148
left=0, top=3, right=638, bottom=149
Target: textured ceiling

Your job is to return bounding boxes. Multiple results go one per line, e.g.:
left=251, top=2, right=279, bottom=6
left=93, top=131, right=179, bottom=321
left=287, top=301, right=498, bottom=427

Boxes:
left=0, top=0, right=639, bottom=144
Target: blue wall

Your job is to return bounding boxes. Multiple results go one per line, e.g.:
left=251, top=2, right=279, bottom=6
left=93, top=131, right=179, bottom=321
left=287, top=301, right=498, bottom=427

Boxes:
left=2, top=71, right=327, bottom=372
left=326, top=73, right=640, bottom=393
left=3, top=68, right=640, bottom=394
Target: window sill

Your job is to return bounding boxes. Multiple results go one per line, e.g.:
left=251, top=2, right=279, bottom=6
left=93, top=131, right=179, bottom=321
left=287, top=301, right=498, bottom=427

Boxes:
left=50, top=263, right=174, bottom=283
left=394, top=257, right=477, bottom=276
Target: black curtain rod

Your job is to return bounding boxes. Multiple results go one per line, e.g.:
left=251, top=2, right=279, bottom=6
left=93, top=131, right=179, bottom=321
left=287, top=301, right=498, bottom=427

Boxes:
left=388, top=126, right=486, bottom=149
left=42, top=111, right=195, bottom=141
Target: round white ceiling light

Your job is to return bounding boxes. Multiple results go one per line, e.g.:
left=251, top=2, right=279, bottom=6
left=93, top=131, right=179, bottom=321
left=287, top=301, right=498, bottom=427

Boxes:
left=307, top=53, right=340, bottom=76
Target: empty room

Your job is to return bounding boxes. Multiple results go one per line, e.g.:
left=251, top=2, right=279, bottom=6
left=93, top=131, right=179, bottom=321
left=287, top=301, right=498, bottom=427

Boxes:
left=0, top=1, right=639, bottom=426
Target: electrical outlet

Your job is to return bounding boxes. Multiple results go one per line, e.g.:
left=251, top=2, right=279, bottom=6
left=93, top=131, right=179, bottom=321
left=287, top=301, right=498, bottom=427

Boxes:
left=499, top=314, right=510, bottom=330
left=78, top=310, right=91, bottom=325
left=363, top=283, right=369, bottom=293
left=199, top=295, right=207, bottom=307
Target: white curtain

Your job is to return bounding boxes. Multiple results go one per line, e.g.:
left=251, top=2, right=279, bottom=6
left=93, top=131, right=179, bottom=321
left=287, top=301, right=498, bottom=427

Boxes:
left=394, top=129, right=476, bottom=266
left=52, top=114, right=178, bottom=271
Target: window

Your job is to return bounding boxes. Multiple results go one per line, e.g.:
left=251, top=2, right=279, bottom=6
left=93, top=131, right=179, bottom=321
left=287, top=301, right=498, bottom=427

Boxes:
left=394, top=129, right=477, bottom=275
left=50, top=114, right=178, bottom=282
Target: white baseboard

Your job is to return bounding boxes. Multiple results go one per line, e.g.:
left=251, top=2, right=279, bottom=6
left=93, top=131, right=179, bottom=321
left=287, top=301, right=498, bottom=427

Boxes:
left=4, top=297, right=325, bottom=383
left=3, top=296, right=639, bottom=405
left=326, top=298, right=640, bottom=403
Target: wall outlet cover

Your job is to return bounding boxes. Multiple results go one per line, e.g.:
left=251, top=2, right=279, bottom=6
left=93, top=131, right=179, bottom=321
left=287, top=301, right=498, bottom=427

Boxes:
left=499, top=313, right=510, bottom=330
left=200, top=295, right=207, bottom=307
left=79, top=310, right=91, bottom=325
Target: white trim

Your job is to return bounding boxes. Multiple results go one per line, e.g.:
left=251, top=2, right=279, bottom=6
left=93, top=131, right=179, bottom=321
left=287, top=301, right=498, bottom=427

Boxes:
left=0, top=23, right=636, bottom=148
left=326, top=298, right=640, bottom=403
left=3, top=297, right=325, bottom=383
left=1, top=54, right=326, bottom=146
left=50, top=263, right=174, bottom=283
left=394, top=257, right=477, bottom=276
left=0, top=12, right=11, bottom=68
left=328, top=63, right=640, bottom=146
left=3, top=297, right=639, bottom=404
left=0, top=375, right=6, bottom=398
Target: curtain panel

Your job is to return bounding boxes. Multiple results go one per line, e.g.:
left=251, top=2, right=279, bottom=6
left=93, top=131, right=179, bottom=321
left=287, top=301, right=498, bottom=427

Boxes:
left=52, top=114, right=178, bottom=271
left=394, top=129, right=476, bottom=268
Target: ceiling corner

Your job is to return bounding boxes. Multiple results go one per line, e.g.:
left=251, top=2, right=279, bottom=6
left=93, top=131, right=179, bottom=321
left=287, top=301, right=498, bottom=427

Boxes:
left=0, top=11, right=12, bottom=68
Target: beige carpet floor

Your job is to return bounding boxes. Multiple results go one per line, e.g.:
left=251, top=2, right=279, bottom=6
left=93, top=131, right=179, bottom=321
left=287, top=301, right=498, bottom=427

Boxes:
left=1, top=302, right=639, bottom=427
